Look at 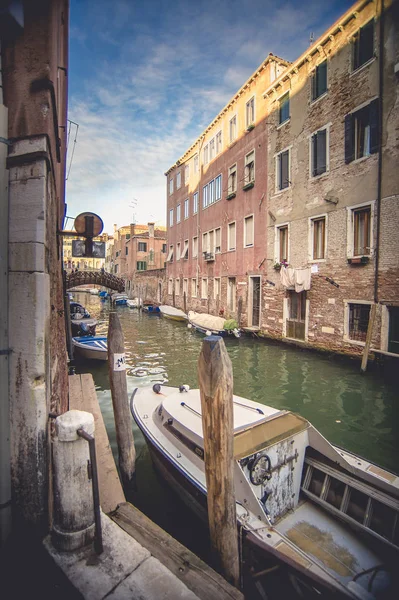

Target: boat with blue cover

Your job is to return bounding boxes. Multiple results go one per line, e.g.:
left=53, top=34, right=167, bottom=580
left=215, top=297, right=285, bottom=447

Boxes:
left=72, top=336, right=108, bottom=361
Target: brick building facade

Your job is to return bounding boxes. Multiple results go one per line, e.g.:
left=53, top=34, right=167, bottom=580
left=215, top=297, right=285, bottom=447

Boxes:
left=165, top=0, right=399, bottom=358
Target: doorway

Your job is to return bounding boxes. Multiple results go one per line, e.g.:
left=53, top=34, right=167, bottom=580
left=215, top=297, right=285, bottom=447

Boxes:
left=286, top=291, right=307, bottom=341
left=249, top=277, right=261, bottom=327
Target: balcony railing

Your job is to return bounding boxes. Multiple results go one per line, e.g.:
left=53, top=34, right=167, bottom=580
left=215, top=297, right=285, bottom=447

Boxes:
left=203, top=252, right=215, bottom=262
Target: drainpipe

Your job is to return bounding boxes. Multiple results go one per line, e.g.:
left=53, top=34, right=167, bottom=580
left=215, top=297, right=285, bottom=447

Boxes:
left=374, top=0, right=384, bottom=304
left=0, top=40, right=11, bottom=546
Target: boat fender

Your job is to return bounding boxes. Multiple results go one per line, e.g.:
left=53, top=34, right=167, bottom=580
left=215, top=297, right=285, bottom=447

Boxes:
left=206, top=330, right=212, bottom=336
left=179, top=385, right=190, bottom=393
left=187, top=323, right=192, bottom=329
left=153, top=383, right=162, bottom=394
left=250, top=453, right=272, bottom=486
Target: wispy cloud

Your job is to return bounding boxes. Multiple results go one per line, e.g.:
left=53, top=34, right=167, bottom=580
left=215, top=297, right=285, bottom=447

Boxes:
left=67, top=0, right=353, bottom=232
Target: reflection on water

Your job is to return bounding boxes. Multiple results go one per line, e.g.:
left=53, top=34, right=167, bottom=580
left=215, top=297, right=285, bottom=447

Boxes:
left=74, top=291, right=398, bottom=474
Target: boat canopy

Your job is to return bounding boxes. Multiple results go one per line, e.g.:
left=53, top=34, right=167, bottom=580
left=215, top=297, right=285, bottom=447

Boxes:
left=234, top=411, right=309, bottom=459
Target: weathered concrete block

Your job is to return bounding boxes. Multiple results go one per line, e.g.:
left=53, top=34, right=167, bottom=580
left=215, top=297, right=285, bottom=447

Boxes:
left=8, top=168, right=47, bottom=244
left=9, top=241, right=46, bottom=272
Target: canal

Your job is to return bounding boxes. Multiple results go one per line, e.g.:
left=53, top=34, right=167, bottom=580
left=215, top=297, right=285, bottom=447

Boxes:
left=74, top=291, right=399, bottom=567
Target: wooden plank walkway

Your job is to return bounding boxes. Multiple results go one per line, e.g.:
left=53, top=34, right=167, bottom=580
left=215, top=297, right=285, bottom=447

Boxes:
left=111, top=502, right=244, bottom=600
left=68, top=373, right=125, bottom=513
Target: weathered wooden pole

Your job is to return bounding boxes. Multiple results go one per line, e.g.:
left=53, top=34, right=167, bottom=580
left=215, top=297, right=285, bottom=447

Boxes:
left=108, top=312, right=136, bottom=486
left=172, top=288, right=176, bottom=307
left=64, top=293, right=74, bottom=359
left=198, top=335, right=240, bottom=588
left=237, top=296, right=243, bottom=326
left=183, top=291, right=187, bottom=315
left=361, top=303, right=377, bottom=373
left=216, top=293, right=220, bottom=316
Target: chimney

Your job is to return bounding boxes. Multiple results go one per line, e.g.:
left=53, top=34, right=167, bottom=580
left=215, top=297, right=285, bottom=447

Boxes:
left=130, top=223, right=136, bottom=237
left=148, top=222, right=155, bottom=238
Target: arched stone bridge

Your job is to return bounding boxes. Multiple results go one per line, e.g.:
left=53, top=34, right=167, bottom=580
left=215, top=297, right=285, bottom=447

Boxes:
left=66, top=270, right=125, bottom=292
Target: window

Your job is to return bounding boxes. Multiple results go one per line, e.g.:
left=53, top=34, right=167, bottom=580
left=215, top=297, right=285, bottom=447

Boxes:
left=311, top=127, right=328, bottom=177
left=311, top=60, right=327, bottom=101
left=203, top=144, right=209, bottom=164
left=193, top=191, right=198, bottom=214
left=176, top=204, right=181, bottom=223
left=279, top=92, right=290, bottom=124
left=345, top=99, right=378, bottom=163
left=166, top=245, right=174, bottom=262
left=182, top=239, right=189, bottom=260
left=125, top=246, right=128, bottom=255
left=191, top=278, right=197, bottom=298
left=228, top=222, right=236, bottom=251
left=176, top=171, right=181, bottom=189
left=229, top=115, right=237, bottom=142
left=246, top=96, right=255, bottom=127
left=215, top=175, right=222, bottom=201
left=209, top=179, right=215, bottom=205
left=194, top=154, right=199, bottom=172
left=183, top=278, right=188, bottom=296
left=203, top=185, right=209, bottom=208
left=114, top=264, right=118, bottom=273
left=176, top=242, right=181, bottom=260
left=209, top=230, right=214, bottom=254
left=228, top=164, right=237, bottom=194
left=169, top=209, right=174, bottom=227
left=137, top=261, right=147, bottom=271
left=192, top=236, right=198, bottom=258
left=244, top=150, right=255, bottom=185
left=353, top=206, right=371, bottom=256
left=202, top=232, right=208, bottom=253
left=138, top=242, right=147, bottom=252
left=125, top=233, right=130, bottom=240
left=175, top=279, right=180, bottom=296
left=209, top=138, right=215, bottom=161
left=168, top=279, right=173, bottom=295
left=185, top=164, right=189, bottom=183
left=348, top=303, right=371, bottom=342
left=162, top=243, right=167, bottom=253
left=244, top=215, right=254, bottom=247
left=201, top=278, right=208, bottom=299
left=214, top=277, right=221, bottom=300
left=311, top=217, right=326, bottom=260
left=184, top=198, right=189, bottom=219
left=169, top=179, right=174, bottom=195
left=278, top=225, right=288, bottom=262
left=353, top=20, right=374, bottom=70
left=216, top=131, right=222, bottom=154
left=276, top=149, right=290, bottom=190
left=215, top=228, right=221, bottom=253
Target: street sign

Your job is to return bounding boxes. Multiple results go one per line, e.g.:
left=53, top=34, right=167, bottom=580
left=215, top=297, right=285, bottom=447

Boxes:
left=74, top=212, right=104, bottom=237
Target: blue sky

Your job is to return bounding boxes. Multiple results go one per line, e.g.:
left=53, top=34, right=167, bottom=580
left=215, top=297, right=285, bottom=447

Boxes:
left=66, top=0, right=353, bottom=234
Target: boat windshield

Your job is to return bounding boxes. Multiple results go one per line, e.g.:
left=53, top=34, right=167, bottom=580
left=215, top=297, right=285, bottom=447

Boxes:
left=234, top=411, right=309, bottom=459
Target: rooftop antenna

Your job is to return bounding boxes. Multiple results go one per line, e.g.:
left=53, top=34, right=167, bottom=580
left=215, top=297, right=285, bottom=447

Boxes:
left=309, top=32, right=314, bottom=46
left=129, top=198, right=138, bottom=224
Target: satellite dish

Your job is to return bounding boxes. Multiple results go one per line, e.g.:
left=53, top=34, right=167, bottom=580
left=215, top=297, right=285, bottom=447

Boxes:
left=74, top=212, right=104, bottom=237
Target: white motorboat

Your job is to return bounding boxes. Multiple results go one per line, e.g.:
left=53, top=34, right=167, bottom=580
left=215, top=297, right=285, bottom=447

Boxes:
left=131, top=384, right=399, bottom=599
left=188, top=311, right=240, bottom=337
left=127, top=298, right=140, bottom=308
left=72, top=336, right=108, bottom=361
left=89, top=288, right=99, bottom=295
left=159, top=305, right=188, bottom=322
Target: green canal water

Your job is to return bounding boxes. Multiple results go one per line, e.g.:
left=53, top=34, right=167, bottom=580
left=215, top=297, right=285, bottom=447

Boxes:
left=73, top=292, right=399, bottom=563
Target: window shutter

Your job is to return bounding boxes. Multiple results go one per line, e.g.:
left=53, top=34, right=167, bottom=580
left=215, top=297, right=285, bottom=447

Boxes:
left=312, top=134, right=317, bottom=177
left=344, top=114, right=354, bottom=164
left=369, top=98, right=379, bottom=154
left=318, top=61, right=327, bottom=96
left=317, top=129, right=327, bottom=175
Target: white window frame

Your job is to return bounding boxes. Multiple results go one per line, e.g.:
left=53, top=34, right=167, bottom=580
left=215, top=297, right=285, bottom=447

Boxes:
left=176, top=242, right=181, bottom=261
left=215, top=227, right=221, bottom=254
left=275, top=222, right=290, bottom=264
left=192, top=236, right=198, bottom=258
left=202, top=232, right=209, bottom=254
left=275, top=146, right=292, bottom=193
left=182, top=239, right=189, bottom=260
left=209, top=179, right=215, bottom=205
left=175, top=278, right=180, bottom=296
left=184, top=164, right=189, bottom=183
left=176, top=171, right=181, bottom=189
left=309, top=123, right=330, bottom=179
left=193, top=191, right=198, bottom=214
left=308, top=214, right=328, bottom=262
left=244, top=150, right=255, bottom=185
left=183, top=278, right=188, bottom=296
left=184, top=198, right=189, bottom=220
left=203, top=144, right=209, bottom=165
left=203, top=184, right=209, bottom=209
left=169, top=208, right=174, bottom=227
left=168, top=278, right=173, bottom=295
left=169, top=178, right=174, bottom=195
left=228, top=163, right=237, bottom=194
left=194, top=154, right=199, bottom=172
left=201, top=278, right=208, bottom=299
left=209, top=138, right=215, bottom=161
left=343, top=299, right=372, bottom=346
left=346, top=201, right=375, bottom=258
left=228, top=221, right=236, bottom=252
left=176, top=204, right=181, bottom=223
left=214, top=277, right=221, bottom=300
left=215, top=174, right=222, bottom=201
left=216, top=130, right=222, bottom=154
left=227, top=277, right=236, bottom=312
left=229, top=114, right=237, bottom=143
left=246, top=96, right=255, bottom=128
left=244, top=214, right=254, bottom=248
left=191, top=278, right=197, bottom=298
left=166, top=245, right=174, bottom=262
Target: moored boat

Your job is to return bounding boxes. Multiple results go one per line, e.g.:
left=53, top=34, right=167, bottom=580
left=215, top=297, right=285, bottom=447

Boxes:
left=111, top=293, right=128, bottom=306
left=143, top=304, right=160, bottom=314
left=72, top=336, right=108, bottom=361
left=127, top=298, right=140, bottom=308
left=188, top=311, right=240, bottom=337
left=131, top=384, right=399, bottom=599
left=159, top=305, right=188, bottom=321
left=71, top=317, right=97, bottom=337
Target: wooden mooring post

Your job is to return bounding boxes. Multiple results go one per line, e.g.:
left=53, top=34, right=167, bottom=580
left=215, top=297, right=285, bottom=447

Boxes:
left=183, top=291, right=187, bottom=315
left=108, top=312, right=136, bottom=486
left=198, top=335, right=240, bottom=589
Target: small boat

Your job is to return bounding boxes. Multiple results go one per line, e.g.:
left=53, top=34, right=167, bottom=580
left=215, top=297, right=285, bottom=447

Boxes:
left=159, top=305, right=188, bottom=321
left=89, top=288, right=99, bottom=295
left=188, top=311, right=240, bottom=337
left=143, top=304, right=160, bottom=314
left=98, top=290, right=108, bottom=298
left=111, top=293, right=128, bottom=306
left=71, top=317, right=97, bottom=337
left=69, top=302, right=90, bottom=319
left=132, top=384, right=399, bottom=599
left=72, top=336, right=108, bottom=361
left=127, top=298, right=140, bottom=309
